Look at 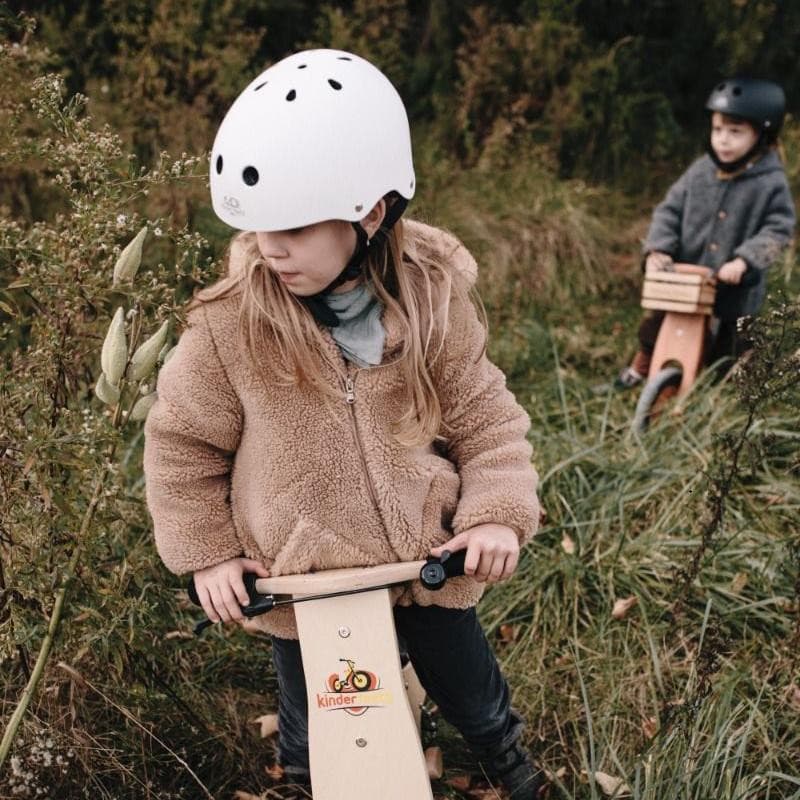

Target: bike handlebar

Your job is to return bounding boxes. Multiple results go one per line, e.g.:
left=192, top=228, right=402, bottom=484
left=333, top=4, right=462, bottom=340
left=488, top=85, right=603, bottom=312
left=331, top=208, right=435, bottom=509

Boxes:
left=737, top=265, right=761, bottom=289
left=186, top=549, right=468, bottom=635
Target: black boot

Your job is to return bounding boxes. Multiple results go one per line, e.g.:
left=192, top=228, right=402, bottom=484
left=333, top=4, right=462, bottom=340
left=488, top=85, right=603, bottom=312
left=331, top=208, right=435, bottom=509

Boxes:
left=482, top=739, right=545, bottom=798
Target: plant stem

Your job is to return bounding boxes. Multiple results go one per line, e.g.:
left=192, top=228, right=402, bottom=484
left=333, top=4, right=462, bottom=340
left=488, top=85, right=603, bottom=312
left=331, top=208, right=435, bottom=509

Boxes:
left=0, top=467, right=108, bottom=771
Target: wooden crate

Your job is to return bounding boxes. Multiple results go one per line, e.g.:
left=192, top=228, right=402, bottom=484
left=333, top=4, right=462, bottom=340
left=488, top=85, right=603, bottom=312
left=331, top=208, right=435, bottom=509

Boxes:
left=641, top=271, right=715, bottom=315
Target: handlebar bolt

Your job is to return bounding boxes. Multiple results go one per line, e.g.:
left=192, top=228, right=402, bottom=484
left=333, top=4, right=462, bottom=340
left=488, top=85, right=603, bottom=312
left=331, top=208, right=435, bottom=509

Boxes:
left=355, top=738, right=367, bottom=748
left=338, top=626, right=351, bottom=638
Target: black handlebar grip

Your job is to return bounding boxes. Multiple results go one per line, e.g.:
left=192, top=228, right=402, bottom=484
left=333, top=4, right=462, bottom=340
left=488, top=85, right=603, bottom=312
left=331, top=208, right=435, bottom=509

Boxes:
left=187, top=577, right=200, bottom=606
left=419, top=549, right=468, bottom=590
left=186, top=573, right=274, bottom=619
left=739, top=266, right=761, bottom=289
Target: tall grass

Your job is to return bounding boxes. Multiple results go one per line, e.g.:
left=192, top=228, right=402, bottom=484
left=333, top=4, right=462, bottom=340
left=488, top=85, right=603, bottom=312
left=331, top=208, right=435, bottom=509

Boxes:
left=2, top=33, right=799, bottom=800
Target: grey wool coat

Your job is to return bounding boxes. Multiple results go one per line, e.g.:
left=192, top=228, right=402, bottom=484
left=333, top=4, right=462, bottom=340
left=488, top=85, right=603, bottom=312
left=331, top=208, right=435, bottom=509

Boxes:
left=143, top=221, right=540, bottom=639
left=644, top=149, right=795, bottom=319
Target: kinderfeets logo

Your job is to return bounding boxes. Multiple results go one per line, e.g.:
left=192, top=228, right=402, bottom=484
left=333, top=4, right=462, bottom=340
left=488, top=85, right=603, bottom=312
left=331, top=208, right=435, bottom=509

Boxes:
left=316, top=658, right=392, bottom=716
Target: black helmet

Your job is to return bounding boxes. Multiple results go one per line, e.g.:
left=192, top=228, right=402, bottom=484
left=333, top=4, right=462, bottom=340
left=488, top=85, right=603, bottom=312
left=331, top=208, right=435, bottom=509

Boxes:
left=705, top=78, right=785, bottom=138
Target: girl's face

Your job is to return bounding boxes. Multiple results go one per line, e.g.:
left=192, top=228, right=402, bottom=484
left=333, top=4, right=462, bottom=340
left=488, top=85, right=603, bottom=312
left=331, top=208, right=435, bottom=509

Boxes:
left=256, top=221, right=358, bottom=296
left=710, top=112, right=759, bottom=164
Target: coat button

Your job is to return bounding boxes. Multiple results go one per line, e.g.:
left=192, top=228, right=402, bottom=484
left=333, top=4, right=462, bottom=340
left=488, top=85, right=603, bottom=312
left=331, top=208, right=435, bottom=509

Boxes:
left=718, top=210, right=727, bottom=219
left=709, top=242, right=719, bottom=252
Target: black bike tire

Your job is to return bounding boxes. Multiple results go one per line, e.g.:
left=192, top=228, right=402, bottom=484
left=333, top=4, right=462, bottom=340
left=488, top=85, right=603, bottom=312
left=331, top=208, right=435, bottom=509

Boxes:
left=632, top=366, right=683, bottom=433
left=353, top=671, right=371, bottom=691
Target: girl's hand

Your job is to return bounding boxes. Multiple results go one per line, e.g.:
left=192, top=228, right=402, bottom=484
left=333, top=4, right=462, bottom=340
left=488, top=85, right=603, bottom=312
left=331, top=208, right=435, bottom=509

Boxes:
left=193, top=557, right=270, bottom=624
left=717, top=257, right=748, bottom=285
left=645, top=251, right=674, bottom=273
left=430, top=524, right=520, bottom=584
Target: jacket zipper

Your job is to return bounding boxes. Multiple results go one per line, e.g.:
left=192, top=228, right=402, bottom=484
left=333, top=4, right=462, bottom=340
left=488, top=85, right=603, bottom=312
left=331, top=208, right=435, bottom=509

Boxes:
left=341, top=367, right=387, bottom=533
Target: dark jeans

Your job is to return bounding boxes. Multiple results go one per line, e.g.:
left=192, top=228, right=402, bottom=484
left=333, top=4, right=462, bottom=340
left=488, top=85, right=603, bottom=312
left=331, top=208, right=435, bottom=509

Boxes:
left=270, top=604, right=523, bottom=777
left=638, top=310, right=752, bottom=365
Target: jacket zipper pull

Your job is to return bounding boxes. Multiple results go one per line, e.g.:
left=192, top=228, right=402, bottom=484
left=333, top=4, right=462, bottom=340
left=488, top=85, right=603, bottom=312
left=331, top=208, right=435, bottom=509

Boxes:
left=344, top=376, right=356, bottom=404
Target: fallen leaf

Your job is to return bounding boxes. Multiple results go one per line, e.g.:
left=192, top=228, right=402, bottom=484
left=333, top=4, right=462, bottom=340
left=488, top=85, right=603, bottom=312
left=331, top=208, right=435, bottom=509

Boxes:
left=467, top=789, right=501, bottom=799
left=787, top=685, right=800, bottom=711
left=611, top=596, right=638, bottom=620
left=265, top=763, right=284, bottom=781
left=253, top=713, right=279, bottom=738
left=544, top=765, right=566, bottom=781
left=642, top=716, right=658, bottom=739
left=561, top=533, right=575, bottom=555
left=594, top=771, right=631, bottom=797
left=425, top=746, right=443, bottom=779
left=164, top=630, right=194, bottom=640
left=730, top=572, right=748, bottom=593
left=447, top=775, right=472, bottom=791
left=498, top=624, right=519, bottom=644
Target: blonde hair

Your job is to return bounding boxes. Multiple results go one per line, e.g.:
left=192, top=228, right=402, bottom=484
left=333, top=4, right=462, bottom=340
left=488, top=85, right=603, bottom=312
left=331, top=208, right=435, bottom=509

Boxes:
left=189, top=220, right=483, bottom=446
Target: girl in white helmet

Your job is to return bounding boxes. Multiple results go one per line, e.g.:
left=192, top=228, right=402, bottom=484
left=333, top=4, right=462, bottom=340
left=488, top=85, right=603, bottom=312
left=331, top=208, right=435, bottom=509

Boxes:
left=144, top=50, right=543, bottom=798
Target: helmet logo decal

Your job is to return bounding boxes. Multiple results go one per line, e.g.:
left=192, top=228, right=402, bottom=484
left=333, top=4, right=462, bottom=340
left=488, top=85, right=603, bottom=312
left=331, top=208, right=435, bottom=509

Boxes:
left=222, top=196, right=244, bottom=216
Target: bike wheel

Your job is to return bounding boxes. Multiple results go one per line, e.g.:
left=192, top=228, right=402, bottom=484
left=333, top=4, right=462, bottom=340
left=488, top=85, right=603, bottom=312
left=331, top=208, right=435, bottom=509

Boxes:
left=632, top=366, right=682, bottom=432
left=352, top=671, right=371, bottom=691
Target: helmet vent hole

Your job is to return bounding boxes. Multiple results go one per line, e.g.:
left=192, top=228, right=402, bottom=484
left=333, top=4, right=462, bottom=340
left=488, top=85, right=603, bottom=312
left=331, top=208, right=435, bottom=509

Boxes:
left=328, top=79, right=342, bottom=90
left=717, top=83, right=726, bottom=91
left=242, top=166, right=259, bottom=186
left=732, top=86, right=742, bottom=96
left=286, top=89, right=296, bottom=101
left=215, top=155, right=223, bottom=174
left=297, top=64, right=307, bottom=69
left=410, top=180, right=414, bottom=189
left=337, top=56, right=352, bottom=61
left=254, top=81, right=267, bottom=91
left=355, top=204, right=363, bottom=212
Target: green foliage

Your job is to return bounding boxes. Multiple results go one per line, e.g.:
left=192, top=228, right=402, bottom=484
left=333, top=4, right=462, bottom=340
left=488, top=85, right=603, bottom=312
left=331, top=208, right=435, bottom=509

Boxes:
left=452, top=7, right=584, bottom=167
left=2, top=7, right=800, bottom=800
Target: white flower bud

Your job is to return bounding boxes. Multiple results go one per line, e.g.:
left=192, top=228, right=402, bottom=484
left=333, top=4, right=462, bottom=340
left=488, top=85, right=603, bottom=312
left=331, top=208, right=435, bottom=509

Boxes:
left=112, top=226, right=147, bottom=285
left=94, top=372, right=121, bottom=405
left=128, top=320, right=169, bottom=382
left=129, top=391, right=157, bottom=421
left=100, top=307, right=127, bottom=385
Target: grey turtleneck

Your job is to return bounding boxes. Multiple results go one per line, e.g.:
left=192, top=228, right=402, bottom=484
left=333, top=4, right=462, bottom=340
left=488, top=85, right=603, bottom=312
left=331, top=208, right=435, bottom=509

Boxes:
left=321, top=283, right=386, bottom=367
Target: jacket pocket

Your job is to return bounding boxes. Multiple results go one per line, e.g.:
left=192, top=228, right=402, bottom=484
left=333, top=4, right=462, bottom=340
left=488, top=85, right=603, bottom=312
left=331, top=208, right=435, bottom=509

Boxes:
left=417, top=454, right=461, bottom=550
left=269, top=515, right=380, bottom=577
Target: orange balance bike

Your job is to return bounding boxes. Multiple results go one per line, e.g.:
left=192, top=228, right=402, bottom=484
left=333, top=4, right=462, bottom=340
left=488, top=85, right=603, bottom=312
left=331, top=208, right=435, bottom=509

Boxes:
left=632, top=262, right=760, bottom=432
left=188, top=551, right=466, bottom=800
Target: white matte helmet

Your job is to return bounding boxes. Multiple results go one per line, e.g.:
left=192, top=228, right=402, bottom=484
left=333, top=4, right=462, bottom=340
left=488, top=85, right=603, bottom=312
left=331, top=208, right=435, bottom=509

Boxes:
left=210, top=49, right=416, bottom=232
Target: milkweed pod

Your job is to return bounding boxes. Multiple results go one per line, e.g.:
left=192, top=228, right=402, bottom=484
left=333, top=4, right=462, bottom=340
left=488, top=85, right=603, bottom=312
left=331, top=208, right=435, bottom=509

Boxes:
left=94, top=372, right=121, bottom=405
left=112, top=226, right=147, bottom=285
left=101, top=307, right=127, bottom=385
left=129, top=391, right=157, bottom=421
left=128, top=320, right=169, bottom=382
left=159, top=343, right=177, bottom=365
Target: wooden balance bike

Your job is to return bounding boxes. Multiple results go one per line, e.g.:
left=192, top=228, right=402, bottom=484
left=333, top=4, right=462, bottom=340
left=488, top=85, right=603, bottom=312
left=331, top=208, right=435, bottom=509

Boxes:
left=188, top=550, right=466, bottom=800
left=633, top=262, right=759, bottom=431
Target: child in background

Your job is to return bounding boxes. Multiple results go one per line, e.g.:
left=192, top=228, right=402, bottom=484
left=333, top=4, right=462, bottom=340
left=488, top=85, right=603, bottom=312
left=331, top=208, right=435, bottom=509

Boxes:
left=143, top=50, right=544, bottom=798
left=616, top=77, right=795, bottom=388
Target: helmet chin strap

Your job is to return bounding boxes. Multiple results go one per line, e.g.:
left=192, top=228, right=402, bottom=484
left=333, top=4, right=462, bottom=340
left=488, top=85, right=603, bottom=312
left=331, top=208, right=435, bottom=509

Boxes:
left=707, top=132, right=766, bottom=174
left=301, top=195, right=408, bottom=328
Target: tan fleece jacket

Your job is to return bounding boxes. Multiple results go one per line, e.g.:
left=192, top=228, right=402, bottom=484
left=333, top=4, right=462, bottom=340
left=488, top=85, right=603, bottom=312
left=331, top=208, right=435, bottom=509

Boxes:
left=143, top=221, right=540, bottom=638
